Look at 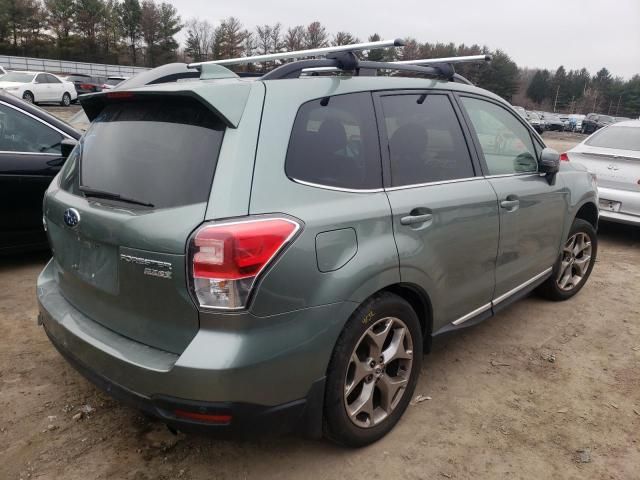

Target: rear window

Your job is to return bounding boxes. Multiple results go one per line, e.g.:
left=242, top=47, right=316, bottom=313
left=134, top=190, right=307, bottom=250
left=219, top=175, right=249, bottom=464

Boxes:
left=285, top=92, right=382, bottom=190
left=78, top=97, right=225, bottom=208
left=586, top=126, right=640, bottom=152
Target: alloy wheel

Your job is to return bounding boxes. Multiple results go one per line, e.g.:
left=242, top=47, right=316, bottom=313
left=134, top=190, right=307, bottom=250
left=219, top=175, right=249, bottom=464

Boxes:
left=556, top=232, right=592, bottom=291
left=344, top=316, right=414, bottom=428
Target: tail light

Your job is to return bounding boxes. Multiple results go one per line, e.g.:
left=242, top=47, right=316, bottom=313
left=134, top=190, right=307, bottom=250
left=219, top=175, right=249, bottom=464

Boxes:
left=80, top=83, right=93, bottom=90
left=189, top=217, right=300, bottom=309
left=559, top=152, right=569, bottom=161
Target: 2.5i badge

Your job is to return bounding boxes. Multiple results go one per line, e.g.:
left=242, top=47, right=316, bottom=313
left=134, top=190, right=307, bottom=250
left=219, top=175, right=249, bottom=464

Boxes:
left=120, top=254, right=173, bottom=279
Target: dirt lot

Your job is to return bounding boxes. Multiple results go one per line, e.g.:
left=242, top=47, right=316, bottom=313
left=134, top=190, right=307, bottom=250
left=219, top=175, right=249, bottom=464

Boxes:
left=1, top=128, right=639, bottom=479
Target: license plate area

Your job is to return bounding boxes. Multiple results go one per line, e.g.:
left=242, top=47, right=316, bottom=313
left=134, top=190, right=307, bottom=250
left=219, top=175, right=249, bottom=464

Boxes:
left=50, top=222, right=119, bottom=294
left=599, top=199, right=621, bottom=212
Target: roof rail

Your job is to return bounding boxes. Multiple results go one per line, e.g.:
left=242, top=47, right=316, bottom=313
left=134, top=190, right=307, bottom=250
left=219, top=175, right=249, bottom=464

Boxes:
left=188, top=38, right=405, bottom=68
left=394, top=54, right=492, bottom=66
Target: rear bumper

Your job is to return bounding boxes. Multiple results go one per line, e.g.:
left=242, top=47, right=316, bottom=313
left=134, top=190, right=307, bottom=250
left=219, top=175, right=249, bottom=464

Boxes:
left=44, top=324, right=324, bottom=437
left=38, top=259, right=354, bottom=437
left=599, top=187, right=640, bottom=226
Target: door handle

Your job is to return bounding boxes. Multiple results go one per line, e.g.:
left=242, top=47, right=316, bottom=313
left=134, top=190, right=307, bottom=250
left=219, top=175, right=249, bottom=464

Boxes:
left=400, top=213, right=433, bottom=225
left=500, top=200, right=519, bottom=209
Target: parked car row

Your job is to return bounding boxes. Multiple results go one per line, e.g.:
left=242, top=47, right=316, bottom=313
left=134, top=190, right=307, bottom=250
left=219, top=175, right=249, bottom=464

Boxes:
left=512, top=105, right=632, bottom=135
left=0, top=67, right=127, bottom=106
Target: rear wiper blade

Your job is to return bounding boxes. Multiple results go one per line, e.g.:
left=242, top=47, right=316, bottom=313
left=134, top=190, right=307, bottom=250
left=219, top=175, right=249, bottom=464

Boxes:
left=79, top=186, right=155, bottom=208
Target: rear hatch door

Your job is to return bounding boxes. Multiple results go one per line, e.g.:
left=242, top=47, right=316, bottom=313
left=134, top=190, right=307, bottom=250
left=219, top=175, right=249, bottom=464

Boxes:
left=45, top=93, right=233, bottom=354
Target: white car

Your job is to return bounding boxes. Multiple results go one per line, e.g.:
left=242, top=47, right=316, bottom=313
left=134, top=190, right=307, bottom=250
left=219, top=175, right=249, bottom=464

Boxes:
left=0, top=70, right=77, bottom=106
left=565, top=120, right=640, bottom=225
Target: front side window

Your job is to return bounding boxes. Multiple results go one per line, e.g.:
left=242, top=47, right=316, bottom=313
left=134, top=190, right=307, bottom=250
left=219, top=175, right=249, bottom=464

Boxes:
left=0, top=103, right=64, bottom=154
left=460, top=97, right=538, bottom=175
left=285, top=92, right=381, bottom=190
left=380, top=93, right=475, bottom=187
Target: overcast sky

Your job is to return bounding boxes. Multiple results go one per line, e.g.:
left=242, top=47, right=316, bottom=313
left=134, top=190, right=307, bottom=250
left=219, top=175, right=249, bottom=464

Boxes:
left=170, top=0, right=640, bottom=78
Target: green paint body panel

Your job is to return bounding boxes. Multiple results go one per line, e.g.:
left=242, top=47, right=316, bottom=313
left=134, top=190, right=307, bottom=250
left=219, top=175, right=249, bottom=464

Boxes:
left=38, top=73, right=598, bottom=416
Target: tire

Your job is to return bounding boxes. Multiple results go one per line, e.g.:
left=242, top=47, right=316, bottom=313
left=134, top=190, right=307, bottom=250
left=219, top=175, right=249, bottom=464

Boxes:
left=60, top=92, right=71, bottom=107
left=323, top=292, right=423, bottom=447
left=22, top=91, right=34, bottom=104
left=537, top=218, right=597, bottom=301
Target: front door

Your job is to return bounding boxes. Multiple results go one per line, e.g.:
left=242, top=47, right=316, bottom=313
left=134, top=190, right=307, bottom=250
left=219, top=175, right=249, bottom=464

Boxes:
left=457, top=95, right=568, bottom=302
left=376, top=91, right=500, bottom=331
left=0, top=101, right=66, bottom=251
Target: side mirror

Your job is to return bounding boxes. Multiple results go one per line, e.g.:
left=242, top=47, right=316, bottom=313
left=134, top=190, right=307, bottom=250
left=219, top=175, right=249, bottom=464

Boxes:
left=61, top=138, right=78, bottom=158
left=539, top=147, right=560, bottom=185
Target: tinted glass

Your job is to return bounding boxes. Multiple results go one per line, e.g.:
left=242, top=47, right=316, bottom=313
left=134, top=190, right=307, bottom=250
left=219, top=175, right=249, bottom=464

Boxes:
left=79, top=97, right=225, bottom=209
left=46, top=74, right=61, bottom=84
left=0, top=103, right=63, bottom=153
left=380, top=94, right=474, bottom=186
left=285, top=92, right=381, bottom=189
left=586, top=126, right=640, bottom=152
left=461, top=97, right=538, bottom=175
left=2, top=72, right=34, bottom=83
left=35, top=74, right=48, bottom=84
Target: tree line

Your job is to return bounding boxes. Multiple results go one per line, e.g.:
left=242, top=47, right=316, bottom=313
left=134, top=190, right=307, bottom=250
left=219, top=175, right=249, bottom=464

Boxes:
left=0, top=0, right=638, bottom=117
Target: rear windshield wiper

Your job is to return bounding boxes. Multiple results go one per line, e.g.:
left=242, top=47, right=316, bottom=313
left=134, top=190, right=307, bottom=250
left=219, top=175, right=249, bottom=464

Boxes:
left=79, top=186, right=155, bottom=208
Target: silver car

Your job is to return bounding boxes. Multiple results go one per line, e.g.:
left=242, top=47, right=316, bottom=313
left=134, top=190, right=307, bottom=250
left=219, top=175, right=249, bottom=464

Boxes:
left=566, top=120, right=640, bottom=225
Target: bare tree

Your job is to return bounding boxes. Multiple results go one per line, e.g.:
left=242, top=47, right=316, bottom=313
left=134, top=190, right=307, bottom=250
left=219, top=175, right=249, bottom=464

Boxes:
left=284, top=25, right=304, bottom=52
left=184, top=18, right=214, bottom=62
left=332, top=31, right=359, bottom=46
left=304, top=21, right=328, bottom=49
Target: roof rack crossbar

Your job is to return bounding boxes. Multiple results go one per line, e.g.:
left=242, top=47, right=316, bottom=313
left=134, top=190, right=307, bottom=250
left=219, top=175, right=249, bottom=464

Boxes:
left=188, top=38, right=405, bottom=68
left=394, top=54, right=491, bottom=65
left=262, top=58, right=453, bottom=81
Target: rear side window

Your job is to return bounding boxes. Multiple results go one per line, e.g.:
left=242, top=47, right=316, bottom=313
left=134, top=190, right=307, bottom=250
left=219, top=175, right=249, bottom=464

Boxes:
left=586, top=126, right=640, bottom=152
left=380, top=94, right=475, bottom=187
left=79, top=97, right=225, bottom=209
left=285, top=92, right=382, bottom=190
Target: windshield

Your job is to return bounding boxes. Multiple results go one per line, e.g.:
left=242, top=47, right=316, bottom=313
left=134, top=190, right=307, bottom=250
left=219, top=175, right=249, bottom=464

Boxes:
left=78, top=97, right=225, bottom=209
left=105, top=78, right=123, bottom=85
left=599, top=115, right=614, bottom=123
left=528, top=112, right=540, bottom=120
left=1, top=72, right=35, bottom=83
left=586, top=126, right=640, bottom=152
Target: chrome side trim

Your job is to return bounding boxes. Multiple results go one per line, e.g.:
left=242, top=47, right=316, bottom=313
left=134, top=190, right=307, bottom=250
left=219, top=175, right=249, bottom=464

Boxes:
left=289, top=177, right=384, bottom=193
left=484, top=172, right=539, bottom=179
left=492, top=267, right=553, bottom=305
left=452, top=302, right=492, bottom=326
left=0, top=150, right=61, bottom=156
left=385, top=176, right=481, bottom=192
left=450, top=267, right=553, bottom=326
left=0, top=99, right=73, bottom=139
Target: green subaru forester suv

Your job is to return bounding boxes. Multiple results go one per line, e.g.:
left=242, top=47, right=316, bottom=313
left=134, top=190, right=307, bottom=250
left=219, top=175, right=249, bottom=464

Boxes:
left=37, top=46, right=599, bottom=447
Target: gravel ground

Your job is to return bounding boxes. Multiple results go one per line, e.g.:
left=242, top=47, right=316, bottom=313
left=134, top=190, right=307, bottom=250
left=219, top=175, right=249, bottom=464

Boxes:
left=0, top=117, right=638, bottom=480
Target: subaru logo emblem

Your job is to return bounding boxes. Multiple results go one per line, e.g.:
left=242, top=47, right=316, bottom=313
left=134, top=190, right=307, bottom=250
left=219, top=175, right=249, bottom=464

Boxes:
left=63, top=208, right=80, bottom=228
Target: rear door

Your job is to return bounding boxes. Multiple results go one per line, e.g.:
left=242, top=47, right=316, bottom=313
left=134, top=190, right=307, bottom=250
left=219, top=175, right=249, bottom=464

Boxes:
left=0, top=99, right=66, bottom=251
left=44, top=95, right=228, bottom=353
left=45, top=74, right=65, bottom=101
left=457, top=95, right=567, bottom=302
left=33, top=74, right=51, bottom=101
left=376, top=91, right=499, bottom=331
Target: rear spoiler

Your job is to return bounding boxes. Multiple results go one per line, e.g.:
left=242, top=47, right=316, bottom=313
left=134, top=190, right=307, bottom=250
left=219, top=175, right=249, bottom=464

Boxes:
left=79, top=81, right=253, bottom=128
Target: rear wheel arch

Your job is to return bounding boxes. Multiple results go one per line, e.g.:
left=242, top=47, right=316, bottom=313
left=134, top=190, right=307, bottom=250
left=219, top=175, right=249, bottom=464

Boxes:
left=382, top=283, right=433, bottom=343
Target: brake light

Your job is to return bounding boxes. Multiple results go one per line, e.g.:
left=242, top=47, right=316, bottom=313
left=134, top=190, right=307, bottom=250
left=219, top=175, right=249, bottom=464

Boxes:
left=173, top=409, right=232, bottom=424
left=559, top=152, right=569, bottom=161
left=80, top=83, right=93, bottom=90
left=190, top=218, right=300, bottom=309
left=106, top=91, right=135, bottom=99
